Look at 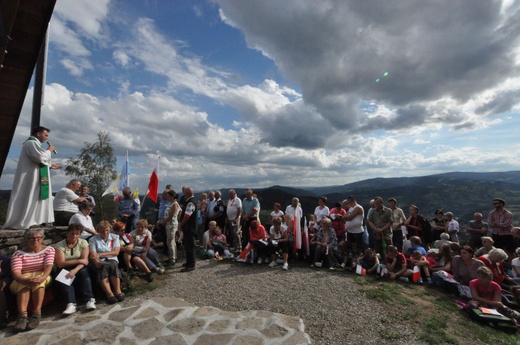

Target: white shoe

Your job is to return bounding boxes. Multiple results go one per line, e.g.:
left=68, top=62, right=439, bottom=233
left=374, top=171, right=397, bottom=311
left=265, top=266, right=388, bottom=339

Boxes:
left=156, top=267, right=165, bottom=275
left=283, top=263, right=289, bottom=270
left=314, top=262, right=322, bottom=268
left=268, top=260, right=277, bottom=268
left=62, top=303, right=77, bottom=316
left=235, top=257, right=246, bottom=263
left=257, top=258, right=263, bottom=264
left=85, top=298, right=96, bottom=311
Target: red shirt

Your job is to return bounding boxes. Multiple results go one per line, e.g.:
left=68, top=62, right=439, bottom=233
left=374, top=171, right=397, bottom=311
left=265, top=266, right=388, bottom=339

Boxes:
left=330, top=208, right=347, bottom=238
left=478, top=255, right=505, bottom=284
left=386, top=252, right=407, bottom=271
left=249, top=225, right=267, bottom=242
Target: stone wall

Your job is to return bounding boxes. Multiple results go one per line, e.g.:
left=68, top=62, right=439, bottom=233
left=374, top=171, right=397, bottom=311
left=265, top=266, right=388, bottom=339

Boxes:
left=0, top=227, right=67, bottom=255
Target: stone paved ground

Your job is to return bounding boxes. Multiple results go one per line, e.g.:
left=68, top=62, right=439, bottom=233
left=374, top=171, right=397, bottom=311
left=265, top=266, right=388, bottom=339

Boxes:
left=0, top=297, right=312, bottom=345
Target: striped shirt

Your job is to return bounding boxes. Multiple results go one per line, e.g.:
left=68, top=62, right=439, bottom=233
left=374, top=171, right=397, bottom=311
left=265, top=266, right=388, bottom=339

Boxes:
left=487, top=209, right=513, bottom=236
left=11, top=246, right=55, bottom=274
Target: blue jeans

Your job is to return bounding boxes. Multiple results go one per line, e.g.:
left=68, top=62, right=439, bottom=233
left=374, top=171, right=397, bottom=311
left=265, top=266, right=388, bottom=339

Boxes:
left=58, top=266, right=94, bottom=304
left=143, top=248, right=161, bottom=270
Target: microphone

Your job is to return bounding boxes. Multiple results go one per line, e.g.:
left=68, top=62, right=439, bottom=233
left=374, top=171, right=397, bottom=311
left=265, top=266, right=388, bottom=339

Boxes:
left=47, top=141, right=58, bottom=154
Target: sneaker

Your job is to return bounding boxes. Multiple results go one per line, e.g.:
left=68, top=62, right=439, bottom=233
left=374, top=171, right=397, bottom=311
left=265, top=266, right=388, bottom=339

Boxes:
left=257, top=257, right=263, bottom=264
left=146, top=272, right=154, bottom=282
left=164, top=260, right=176, bottom=266
left=85, top=298, right=96, bottom=311
left=13, top=316, right=29, bottom=332
left=340, top=262, right=346, bottom=269
left=180, top=266, right=195, bottom=272
left=283, top=263, right=289, bottom=270
left=417, top=278, right=424, bottom=285
left=156, top=267, right=165, bottom=275
left=26, top=313, right=41, bottom=330
left=329, top=266, right=336, bottom=270
left=235, top=257, right=246, bottom=263
left=426, top=277, right=433, bottom=286
left=399, top=277, right=410, bottom=283
left=62, top=303, right=77, bottom=316
left=269, top=260, right=277, bottom=268
left=314, top=262, right=322, bottom=268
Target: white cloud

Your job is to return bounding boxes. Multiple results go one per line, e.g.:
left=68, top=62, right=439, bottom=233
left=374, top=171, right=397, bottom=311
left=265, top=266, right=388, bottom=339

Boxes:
left=2, top=1, right=519, bottom=192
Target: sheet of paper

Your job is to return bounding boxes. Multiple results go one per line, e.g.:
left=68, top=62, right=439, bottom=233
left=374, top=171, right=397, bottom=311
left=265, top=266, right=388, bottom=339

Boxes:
left=479, top=307, right=502, bottom=316
left=55, top=269, right=76, bottom=286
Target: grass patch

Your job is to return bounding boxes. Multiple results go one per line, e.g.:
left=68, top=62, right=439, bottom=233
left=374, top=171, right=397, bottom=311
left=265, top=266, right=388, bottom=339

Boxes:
left=419, top=315, right=460, bottom=345
left=359, top=281, right=415, bottom=305
left=400, top=311, right=415, bottom=321
left=454, top=317, right=519, bottom=345
left=379, top=328, right=401, bottom=340
left=353, top=276, right=371, bottom=286
left=433, top=297, right=460, bottom=313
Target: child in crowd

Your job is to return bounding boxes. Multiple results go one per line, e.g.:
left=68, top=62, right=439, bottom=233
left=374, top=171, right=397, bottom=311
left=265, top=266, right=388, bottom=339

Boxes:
left=357, top=248, right=380, bottom=275
left=468, top=266, right=520, bottom=322
left=385, top=245, right=413, bottom=281
left=208, top=227, right=231, bottom=260
left=411, top=250, right=432, bottom=285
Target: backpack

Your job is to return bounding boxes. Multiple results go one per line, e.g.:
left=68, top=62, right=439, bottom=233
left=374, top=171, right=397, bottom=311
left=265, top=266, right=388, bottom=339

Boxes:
left=465, top=306, right=518, bottom=334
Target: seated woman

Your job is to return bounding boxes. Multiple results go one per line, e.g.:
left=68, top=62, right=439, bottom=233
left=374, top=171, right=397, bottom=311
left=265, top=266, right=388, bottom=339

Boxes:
left=468, top=266, right=520, bottom=322
left=433, top=232, right=451, bottom=249
left=68, top=201, right=97, bottom=240
left=512, top=247, right=520, bottom=284
left=130, top=219, right=164, bottom=275
left=89, top=221, right=124, bottom=304
left=203, top=221, right=218, bottom=254
left=249, top=220, right=269, bottom=264
left=310, top=218, right=338, bottom=269
left=474, top=236, right=495, bottom=257
left=478, top=248, right=518, bottom=291
left=54, top=223, right=96, bottom=315
left=451, top=246, right=484, bottom=286
left=268, top=217, right=289, bottom=270
left=113, top=221, right=155, bottom=282
left=10, top=229, right=55, bottom=332
left=427, top=243, right=453, bottom=273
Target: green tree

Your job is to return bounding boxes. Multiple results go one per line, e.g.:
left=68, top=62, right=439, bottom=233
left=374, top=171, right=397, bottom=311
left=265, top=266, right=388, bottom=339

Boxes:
left=65, top=131, right=117, bottom=222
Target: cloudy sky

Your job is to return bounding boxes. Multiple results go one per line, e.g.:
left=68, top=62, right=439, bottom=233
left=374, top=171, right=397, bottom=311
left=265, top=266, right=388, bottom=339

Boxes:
left=1, top=0, right=520, bottom=193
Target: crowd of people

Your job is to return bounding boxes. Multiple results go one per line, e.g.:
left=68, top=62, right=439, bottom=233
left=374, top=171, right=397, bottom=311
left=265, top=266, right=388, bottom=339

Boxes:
left=2, top=126, right=520, bottom=332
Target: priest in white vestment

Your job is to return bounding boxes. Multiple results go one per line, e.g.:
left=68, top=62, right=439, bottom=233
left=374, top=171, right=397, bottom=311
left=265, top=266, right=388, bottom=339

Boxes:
left=3, top=126, right=61, bottom=229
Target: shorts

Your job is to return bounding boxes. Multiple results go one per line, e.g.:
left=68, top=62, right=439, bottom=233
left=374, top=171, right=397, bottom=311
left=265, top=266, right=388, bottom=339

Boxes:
left=10, top=272, right=52, bottom=294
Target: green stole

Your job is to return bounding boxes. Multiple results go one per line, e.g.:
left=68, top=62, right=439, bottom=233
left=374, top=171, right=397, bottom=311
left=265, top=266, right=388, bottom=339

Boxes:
left=25, top=137, right=50, bottom=199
